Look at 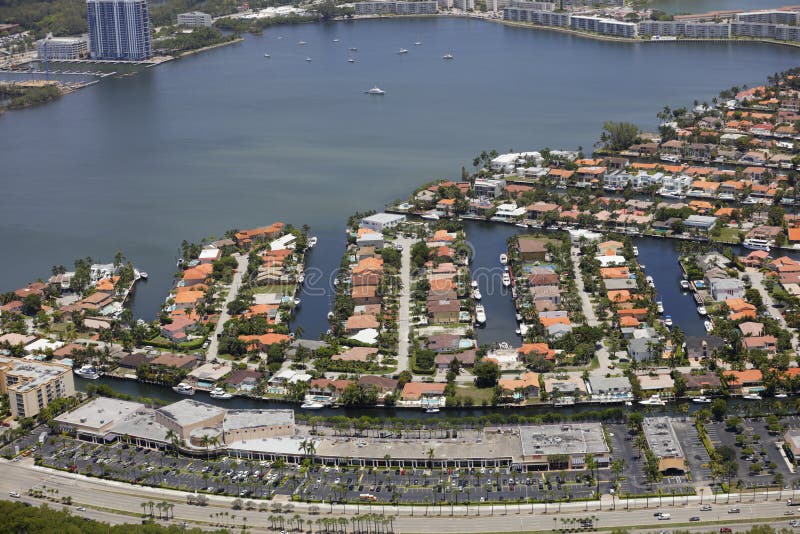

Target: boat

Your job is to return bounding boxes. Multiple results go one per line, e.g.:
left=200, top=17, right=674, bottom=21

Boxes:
left=639, top=394, right=665, bottom=406
left=333, top=38, right=340, bottom=42
left=301, top=401, right=324, bottom=410
left=502, top=272, right=511, bottom=287
left=298, top=40, right=307, bottom=45
left=442, top=53, right=454, bottom=59
left=327, top=311, right=334, bottom=320
left=139, top=271, right=148, bottom=280
left=424, top=407, right=440, bottom=413
left=75, top=365, right=101, bottom=380
left=365, top=86, right=385, bottom=95
left=743, top=393, right=762, bottom=400
left=499, top=253, right=508, bottom=265
left=663, top=315, right=673, bottom=327
left=308, top=236, right=318, bottom=248
left=294, top=298, right=301, bottom=306
left=742, top=238, right=771, bottom=252
left=475, top=304, right=486, bottom=324
left=347, top=58, right=355, bottom=63
left=349, top=47, right=358, bottom=51
left=209, top=387, right=233, bottom=400
left=472, top=289, right=482, bottom=300
left=414, top=40, right=422, bottom=45
left=515, top=223, right=529, bottom=228
left=176, top=257, right=184, bottom=268
left=704, top=320, right=713, bottom=333
left=692, top=396, right=712, bottom=404
left=632, top=246, right=639, bottom=256
left=697, top=305, right=708, bottom=316
left=624, top=401, right=633, bottom=406
left=421, top=213, right=439, bottom=220
left=470, top=280, right=478, bottom=288
left=173, top=383, right=195, bottom=396
left=680, top=280, right=690, bottom=290
left=305, top=57, right=312, bottom=62
left=264, top=53, right=270, bottom=58
left=646, top=275, right=655, bottom=288
left=656, top=301, right=664, bottom=314
left=398, top=48, right=408, bottom=54
left=776, top=393, right=789, bottom=398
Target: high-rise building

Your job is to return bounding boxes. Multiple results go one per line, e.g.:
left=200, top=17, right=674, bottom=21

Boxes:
left=36, top=34, right=89, bottom=60
left=87, top=0, right=152, bottom=61
left=0, top=357, right=75, bottom=419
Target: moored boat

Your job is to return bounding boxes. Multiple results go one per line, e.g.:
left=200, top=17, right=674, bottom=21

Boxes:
left=173, top=382, right=195, bottom=396
left=697, top=305, right=707, bottom=316
left=75, top=365, right=101, bottom=380
left=704, top=320, right=713, bottom=333
left=424, top=407, right=440, bottom=413
left=499, top=253, right=508, bottom=265
left=680, top=280, right=690, bottom=290
left=209, top=387, right=233, bottom=400
left=656, top=301, right=664, bottom=314
left=475, top=304, right=486, bottom=324
left=692, top=396, right=712, bottom=404
left=663, top=315, right=673, bottom=327
left=742, top=238, right=771, bottom=252
left=472, top=289, right=482, bottom=300
left=743, top=393, right=762, bottom=400
left=639, top=394, right=665, bottom=406
left=301, top=401, right=324, bottom=410
left=308, top=236, right=318, bottom=248
left=502, top=272, right=511, bottom=287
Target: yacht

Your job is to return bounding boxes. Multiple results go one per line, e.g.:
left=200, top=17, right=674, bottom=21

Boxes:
left=365, top=86, right=385, bottom=95
left=743, top=238, right=771, bottom=252
left=264, top=53, right=270, bottom=58
left=663, top=315, right=673, bottom=327
left=421, top=213, right=439, bottom=220
left=471, top=280, right=478, bottom=288
left=743, top=393, right=762, bottom=400
left=305, top=57, right=312, bottom=62
left=646, top=275, right=655, bottom=288
left=398, top=48, right=409, bottom=54
left=333, top=38, right=340, bottom=42
left=697, top=305, right=708, bottom=316
left=515, top=223, right=529, bottom=228
left=776, top=393, right=789, bottom=398
left=656, top=301, right=664, bottom=314
left=301, top=401, right=325, bottom=410
left=347, top=58, right=355, bottom=63
left=704, top=320, right=714, bottom=333
left=639, top=394, right=665, bottom=406
left=209, top=387, right=233, bottom=400
left=475, top=304, right=487, bottom=324
left=502, top=272, right=511, bottom=287
left=472, top=288, right=482, bottom=300
left=680, top=280, right=690, bottom=290
left=442, top=53, right=454, bottom=60
left=692, top=396, right=712, bottom=404
left=173, top=383, right=195, bottom=396
left=308, top=236, right=318, bottom=248
left=298, top=40, right=307, bottom=45
left=499, top=253, right=508, bottom=265
left=294, top=297, right=302, bottom=306
left=424, top=407, right=440, bottom=414
left=632, top=246, right=639, bottom=256
left=75, top=365, right=101, bottom=380
left=414, top=40, right=422, bottom=45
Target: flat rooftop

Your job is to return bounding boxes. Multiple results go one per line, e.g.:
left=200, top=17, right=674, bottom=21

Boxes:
left=110, top=409, right=169, bottom=443
left=156, top=399, right=225, bottom=426
left=0, top=357, right=70, bottom=392
left=223, top=409, right=295, bottom=431
left=54, top=397, right=143, bottom=431
left=519, top=423, right=608, bottom=457
left=643, top=417, right=684, bottom=459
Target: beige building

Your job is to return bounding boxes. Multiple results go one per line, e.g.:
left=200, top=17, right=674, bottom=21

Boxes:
left=642, top=417, right=686, bottom=473
left=0, top=357, right=75, bottom=418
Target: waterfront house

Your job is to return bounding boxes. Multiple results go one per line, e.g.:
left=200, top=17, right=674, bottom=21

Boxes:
left=742, top=335, right=777, bottom=355
left=683, top=215, right=717, bottom=233
left=358, top=375, right=398, bottom=399
left=356, top=228, right=385, bottom=249
left=150, top=352, right=198, bottom=371
left=680, top=371, right=722, bottom=394
left=637, top=372, right=674, bottom=396
left=226, top=369, right=263, bottom=393
left=747, top=225, right=782, bottom=242
left=526, top=202, right=560, bottom=220
left=198, top=247, right=221, bottom=264
left=531, top=286, right=561, bottom=306
left=352, top=285, right=380, bottom=306
left=360, top=213, right=406, bottom=232
left=473, top=178, right=506, bottom=198
left=684, top=336, right=724, bottom=361
left=308, top=378, right=352, bottom=404
left=345, top=314, right=380, bottom=334
left=725, top=369, right=763, bottom=395
left=709, top=278, right=745, bottom=301
left=517, top=236, right=551, bottom=261
left=517, top=343, right=555, bottom=363
left=542, top=373, right=587, bottom=399
left=586, top=375, right=632, bottom=401
left=173, top=290, right=204, bottom=311
left=400, top=382, right=446, bottom=407
left=434, top=350, right=476, bottom=370
left=428, top=299, right=461, bottom=324
left=498, top=372, right=540, bottom=402
left=234, top=223, right=285, bottom=249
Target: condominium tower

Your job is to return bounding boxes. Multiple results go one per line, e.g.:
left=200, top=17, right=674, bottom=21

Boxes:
left=86, top=0, right=152, bottom=61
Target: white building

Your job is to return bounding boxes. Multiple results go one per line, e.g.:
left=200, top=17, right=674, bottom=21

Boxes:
left=36, top=35, right=89, bottom=60
left=360, top=213, right=406, bottom=232
left=473, top=178, right=506, bottom=198
left=453, top=0, right=475, bottom=9
left=570, top=15, right=638, bottom=38
left=177, top=11, right=213, bottom=27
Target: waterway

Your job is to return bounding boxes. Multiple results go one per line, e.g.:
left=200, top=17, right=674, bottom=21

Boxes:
left=2, top=17, right=800, bottom=338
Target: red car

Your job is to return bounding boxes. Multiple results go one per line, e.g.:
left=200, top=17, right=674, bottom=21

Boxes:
left=720, top=528, right=733, bottom=533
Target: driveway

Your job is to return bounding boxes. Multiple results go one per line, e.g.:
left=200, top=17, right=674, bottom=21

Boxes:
left=206, top=253, right=248, bottom=360
left=746, top=269, right=797, bottom=350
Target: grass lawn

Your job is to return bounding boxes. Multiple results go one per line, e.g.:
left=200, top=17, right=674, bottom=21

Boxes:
left=455, top=385, right=494, bottom=404
left=253, top=284, right=295, bottom=294
left=712, top=227, right=741, bottom=244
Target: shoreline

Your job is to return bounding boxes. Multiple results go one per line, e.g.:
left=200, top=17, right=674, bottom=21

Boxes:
left=176, top=37, right=245, bottom=58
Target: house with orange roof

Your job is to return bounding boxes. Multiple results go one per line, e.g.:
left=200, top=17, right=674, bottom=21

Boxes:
left=689, top=180, right=719, bottom=197
left=599, top=267, right=630, bottom=280
left=607, top=290, right=632, bottom=303
left=725, top=298, right=756, bottom=320
left=617, top=308, right=648, bottom=321
left=689, top=200, right=715, bottom=214
left=239, top=333, right=291, bottom=352
left=497, top=372, right=540, bottom=402
left=597, top=240, right=623, bottom=256
left=724, top=369, right=763, bottom=394
left=244, top=304, right=279, bottom=322
left=345, top=314, right=380, bottom=334
left=518, top=343, right=555, bottom=361
left=95, top=276, right=119, bottom=293
left=548, top=168, right=575, bottom=184
left=352, top=285, right=380, bottom=305
left=742, top=335, right=777, bottom=356
left=436, top=198, right=456, bottom=215
left=740, top=250, right=769, bottom=267
left=788, top=228, right=800, bottom=243
left=160, top=314, right=197, bottom=342
left=714, top=207, right=737, bottom=218
left=400, top=382, right=446, bottom=406
left=619, top=316, right=639, bottom=328
left=182, top=263, right=214, bottom=286
left=539, top=316, right=570, bottom=328
left=173, top=290, right=204, bottom=310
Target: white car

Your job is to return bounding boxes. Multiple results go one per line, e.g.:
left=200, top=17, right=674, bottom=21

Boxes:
left=9, top=492, right=20, bottom=498
left=76, top=506, right=86, bottom=511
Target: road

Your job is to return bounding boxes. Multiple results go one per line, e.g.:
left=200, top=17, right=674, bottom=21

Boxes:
left=4, top=458, right=800, bottom=533
left=747, top=269, right=797, bottom=351
left=206, top=253, right=248, bottom=360
left=395, top=237, right=413, bottom=375
left=570, top=246, right=613, bottom=380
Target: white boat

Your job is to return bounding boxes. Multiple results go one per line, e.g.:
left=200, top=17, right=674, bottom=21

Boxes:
left=294, top=298, right=301, bottom=306
left=209, top=387, right=233, bottom=400
left=308, top=236, right=318, bottom=248
left=421, top=213, right=439, bottom=220
left=327, top=311, right=335, bottom=320
left=632, top=246, right=639, bottom=256
left=398, top=48, right=408, bottom=54
left=663, top=315, right=673, bottom=327
left=656, top=301, right=664, bottom=314
left=646, top=275, right=655, bottom=288
left=173, top=383, right=195, bottom=396
left=502, top=272, right=511, bottom=287
left=475, top=304, right=486, bottom=324
left=305, top=57, right=312, bottom=62
left=442, top=53, right=454, bottom=60
left=472, top=289, right=482, bottom=300
left=424, top=407, right=440, bottom=413
left=743, top=393, right=762, bottom=400
left=470, top=280, right=478, bottom=288
left=624, top=401, right=633, bottom=406
left=414, top=40, right=422, bottom=45
left=639, top=394, right=665, bottom=406
left=139, top=271, right=148, bottom=279
left=680, top=280, right=690, bottom=290
left=298, top=41, right=307, bottom=45
left=75, top=365, right=101, bottom=380
left=499, top=254, right=508, bottom=265
left=692, top=396, right=712, bottom=404
left=349, top=47, right=358, bottom=51
left=515, top=223, right=528, bottom=228
left=697, top=305, right=708, bottom=316
left=742, top=238, right=771, bottom=252
left=333, top=38, right=340, bottom=42
left=264, top=53, right=270, bottom=58
left=776, top=393, right=789, bottom=398
left=347, top=58, right=355, bottom=63
left=365, top=86, right=385, bottom=95
left=704, top=320, right=713, bottom=333
left=301, top=401, right=324, bottom=410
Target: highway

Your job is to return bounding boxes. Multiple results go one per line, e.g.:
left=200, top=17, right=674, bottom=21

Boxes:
left=3, top=458, right=800, bottom=533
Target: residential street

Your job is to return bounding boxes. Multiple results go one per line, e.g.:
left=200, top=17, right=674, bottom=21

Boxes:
left=747, top=269, right=797, bottom=351
left=206, top=253, right=248, bottom=360
left=571, top=246, right=613, bottom=380
left=395, top=237, right=413, bottom=375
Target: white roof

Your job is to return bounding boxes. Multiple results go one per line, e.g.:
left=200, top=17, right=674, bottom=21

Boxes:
left=348, top=328, right=379, bottom=345
left=361, top=213, right=405, bottom=224
left=198, top=248, right=220, bottom=260
left=270, top=234, right=297, bottom=251
left=24, top=339, right=64, bottom=354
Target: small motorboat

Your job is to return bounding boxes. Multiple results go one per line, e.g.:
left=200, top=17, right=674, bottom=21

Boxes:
left=173, top=383, right=195, bottom=396
left=475, top=304, right=486, bottom=324
left=398, top=48, right=408, bottom=54
left=470, top=280, right=478, bottom=288
left=680, top=280, right=690, bottom=290
left=646, top=275, right=655, bottom=288
left=502, top=272, right=511, bottom=287
left=692, top=396, right=712, bottom=404
left=656, top=301, right=664, bottom=314
left=442, top=53, right=454, bottom=60
left=424, top=407, right=440, bottom=413
left=139, top=271, right=148, bottom=279
left=624, top=401, right=633, bottom=406
left=365, top=86, right=385, bottom=95
left=264, top=53, right=270, bottom=58
left=472, top=289, right=482, bottom=300
left=75, top=365, right=101, bottom=380
left=499, top=253, right=508, bottom=265
left=515, top=223, right=528, bottom=228
left=704, top=320, right=713, bottom=333
left=298, top=40, right=307, bottom=45
left=639, top=394, right=665, bottom=406
left=209, top=387, right=233, bottom=400
left=347, top=58, right=355, bottom=63
left=327, top=311, right=335, bottom=320
left=632, top=246, right=639, bottom=256
left=349, top=47, right=358, bottom=51
left=414, top=41, right=422, bottom=45
left=333, top=38, right=340, bottom=42
left=301, top=401, right=324, bottom=410
left=294, top=298, right=301, bottom=306
left=308, top=236, right=318, bottom=248
left=743, top=393, right=762, bottom=400
left=305, top=57, right=312, bottom=62
left=776, top=393, right=789, bottom=398
left=663, top=315, right=673, bottom=327
left=697, top=305, right=708, bottom=316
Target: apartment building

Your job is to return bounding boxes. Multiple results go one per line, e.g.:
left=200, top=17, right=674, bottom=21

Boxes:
left=570, top=15, right=638, bottom=38
left=0, top=357, right=75, bottom=418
